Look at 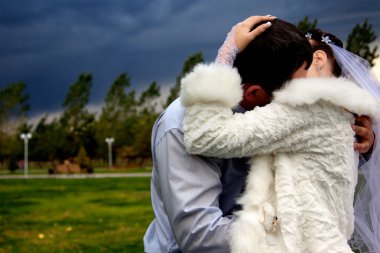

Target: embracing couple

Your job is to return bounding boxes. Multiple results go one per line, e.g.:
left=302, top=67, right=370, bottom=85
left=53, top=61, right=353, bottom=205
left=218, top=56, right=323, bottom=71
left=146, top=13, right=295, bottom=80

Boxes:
left=144, top=15, right=380, bottom=253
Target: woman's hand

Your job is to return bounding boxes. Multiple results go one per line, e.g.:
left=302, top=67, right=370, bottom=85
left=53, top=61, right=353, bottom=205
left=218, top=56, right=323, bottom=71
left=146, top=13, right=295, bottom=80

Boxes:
left=215, top=15, right=276, bottom=66
left=234, top=15, right=276, bottom=52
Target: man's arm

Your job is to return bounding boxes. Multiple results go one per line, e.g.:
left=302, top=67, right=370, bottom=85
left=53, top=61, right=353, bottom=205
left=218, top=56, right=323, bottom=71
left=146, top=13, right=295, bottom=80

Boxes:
left=155, top=129, right=233, bottom=253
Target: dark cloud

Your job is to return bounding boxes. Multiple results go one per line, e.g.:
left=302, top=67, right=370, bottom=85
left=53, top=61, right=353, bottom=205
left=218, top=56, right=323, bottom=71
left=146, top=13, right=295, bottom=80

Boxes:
left=0, top=0, right=379, bottom=116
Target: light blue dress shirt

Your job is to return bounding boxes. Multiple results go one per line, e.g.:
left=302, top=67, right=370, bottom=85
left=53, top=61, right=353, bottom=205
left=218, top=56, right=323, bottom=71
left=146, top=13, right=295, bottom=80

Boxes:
left=143, top=99, right=248, bottom=253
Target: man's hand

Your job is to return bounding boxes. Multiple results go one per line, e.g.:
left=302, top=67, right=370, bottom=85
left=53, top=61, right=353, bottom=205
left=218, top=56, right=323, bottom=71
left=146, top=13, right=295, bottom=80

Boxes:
left=234, top=15, right=276, bottom=52
left=352, top=115, right=375, bottom=154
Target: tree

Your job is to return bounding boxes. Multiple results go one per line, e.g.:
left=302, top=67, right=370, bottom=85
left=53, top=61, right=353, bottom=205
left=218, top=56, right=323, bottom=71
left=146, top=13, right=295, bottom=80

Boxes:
left=165, top=52, right=204, bottom=108
left=296, top=16, right=318, bottom=33
left=60, top=73, right=95, bottom=159
left=0, top=81, right=29, bottom=127
left=61, top=73, right=93, bottom=128
left=96, top=73, right=137, bottom=163
left=131, top=81, right=161, bottom=164
left=76, top=145, right=90, bottom=165
left=100, top=73, right=136, bottom=122
left=346, top=18, right=379, bottom=67
left=138, top=81, right=161, bottom=113
left=29, top=115, right=57, bottom=161
left=0, top=82, right=29, bottom=168
left=30, top=116, right=69, bottom=162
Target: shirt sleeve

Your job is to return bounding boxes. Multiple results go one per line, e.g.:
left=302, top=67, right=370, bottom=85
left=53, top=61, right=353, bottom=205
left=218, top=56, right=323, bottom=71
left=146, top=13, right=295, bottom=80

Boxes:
left=154, top=128, right=234, bottom=253
left=359, top=134, right=376, bottom=167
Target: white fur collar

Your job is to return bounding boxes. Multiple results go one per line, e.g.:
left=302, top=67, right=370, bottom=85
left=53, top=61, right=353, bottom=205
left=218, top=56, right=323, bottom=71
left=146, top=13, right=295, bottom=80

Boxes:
left=180, top=63, right=379, bottom=122
left=180, top=63, right=243, bottom=108
left=274, top=77, right=379, bottom=121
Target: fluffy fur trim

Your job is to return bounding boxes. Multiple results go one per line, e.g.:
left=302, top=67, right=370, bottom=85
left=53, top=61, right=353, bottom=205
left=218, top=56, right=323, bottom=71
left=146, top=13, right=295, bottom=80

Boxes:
left=274, top=77, right=380, bottom=122
left=180, top=63, right=243, bottom=108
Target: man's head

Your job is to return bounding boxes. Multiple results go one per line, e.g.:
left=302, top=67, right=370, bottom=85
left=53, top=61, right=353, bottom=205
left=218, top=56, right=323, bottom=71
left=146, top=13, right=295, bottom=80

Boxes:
left=234, top=19, right=313, bottom=110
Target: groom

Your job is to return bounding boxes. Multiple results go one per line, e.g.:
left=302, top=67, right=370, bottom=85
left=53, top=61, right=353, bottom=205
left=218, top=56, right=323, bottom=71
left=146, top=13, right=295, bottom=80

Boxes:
left=143, top=16, right=374, bottom=253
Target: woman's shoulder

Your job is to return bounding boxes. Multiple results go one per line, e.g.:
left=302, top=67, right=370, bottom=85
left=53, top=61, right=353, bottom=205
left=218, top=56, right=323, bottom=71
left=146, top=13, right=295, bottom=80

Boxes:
left=272, top=77, right=378, bottom=120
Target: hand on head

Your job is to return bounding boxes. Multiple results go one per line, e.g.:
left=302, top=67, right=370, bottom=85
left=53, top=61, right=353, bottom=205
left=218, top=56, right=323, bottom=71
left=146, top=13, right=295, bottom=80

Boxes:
left=234, top=15, right=276, bottom=52
left=215, top=15, right=276, bottom=67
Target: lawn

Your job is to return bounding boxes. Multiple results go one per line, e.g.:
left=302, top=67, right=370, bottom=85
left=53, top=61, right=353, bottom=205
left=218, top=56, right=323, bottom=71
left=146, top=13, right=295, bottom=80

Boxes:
left=0, top=177, right=153, bottom=253
left=0, top=166, right=152, bottom=175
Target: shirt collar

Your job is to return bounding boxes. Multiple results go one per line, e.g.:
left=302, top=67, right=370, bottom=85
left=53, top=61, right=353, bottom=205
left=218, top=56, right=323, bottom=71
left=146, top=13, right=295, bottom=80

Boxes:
left=232, top=104, right=246, bottom=113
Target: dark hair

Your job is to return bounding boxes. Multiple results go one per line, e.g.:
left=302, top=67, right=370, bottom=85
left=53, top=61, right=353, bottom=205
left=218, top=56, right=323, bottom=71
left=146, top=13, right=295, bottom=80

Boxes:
left=233, top=19, right=313, bottom=95
left=305, top=29, right=343, bottom=77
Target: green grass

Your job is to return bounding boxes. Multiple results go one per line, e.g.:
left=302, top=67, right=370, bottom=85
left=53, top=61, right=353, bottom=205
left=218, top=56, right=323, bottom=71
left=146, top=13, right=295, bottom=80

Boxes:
left=94, top=167, right=152, bottom=173
left=0, top=177, right=154, bottom=253
left=0, top=168, right=48, bottom=175
left=0, top=166, right=152, bottom=175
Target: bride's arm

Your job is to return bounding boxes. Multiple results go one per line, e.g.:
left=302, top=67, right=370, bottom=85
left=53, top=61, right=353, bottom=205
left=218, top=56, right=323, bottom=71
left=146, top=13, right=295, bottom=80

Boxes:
left=181, top=63, right=310, bottom=159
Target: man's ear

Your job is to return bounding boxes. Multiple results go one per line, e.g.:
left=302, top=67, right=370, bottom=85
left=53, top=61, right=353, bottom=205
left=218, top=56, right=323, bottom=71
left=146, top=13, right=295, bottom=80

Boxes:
left=244, top=85, right=263, bottom=99
left=241, top=84, right=271, bottom=110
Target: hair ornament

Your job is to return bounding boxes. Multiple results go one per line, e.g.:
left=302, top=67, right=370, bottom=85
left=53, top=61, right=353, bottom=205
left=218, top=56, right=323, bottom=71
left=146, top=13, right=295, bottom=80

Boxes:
left=305, top=32, right=312, bottom=39
left=304, top=29, right=344, bottom=48
left=321, top=35, right=333, bottom=45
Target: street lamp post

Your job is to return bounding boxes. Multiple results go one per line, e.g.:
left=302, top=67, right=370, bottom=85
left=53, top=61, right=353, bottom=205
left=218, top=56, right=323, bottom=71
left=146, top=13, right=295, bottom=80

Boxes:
left=105, top=137, right=114, bottom=169
left=20, top=133, right=32, bottom=178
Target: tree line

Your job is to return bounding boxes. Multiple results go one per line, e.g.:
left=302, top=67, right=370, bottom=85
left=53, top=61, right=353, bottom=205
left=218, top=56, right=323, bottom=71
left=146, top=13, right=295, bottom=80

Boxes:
left=0, top=17, right=378, bottom=171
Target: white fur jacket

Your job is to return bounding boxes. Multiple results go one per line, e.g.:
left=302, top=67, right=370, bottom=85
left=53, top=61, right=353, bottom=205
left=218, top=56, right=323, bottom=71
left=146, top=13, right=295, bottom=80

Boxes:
left=180, top=63, right=379, bottom=253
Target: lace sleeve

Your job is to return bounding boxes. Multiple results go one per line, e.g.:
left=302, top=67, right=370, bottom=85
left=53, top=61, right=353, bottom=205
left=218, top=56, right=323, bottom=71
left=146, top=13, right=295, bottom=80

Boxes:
left=215, top=26, right=239, bottom=66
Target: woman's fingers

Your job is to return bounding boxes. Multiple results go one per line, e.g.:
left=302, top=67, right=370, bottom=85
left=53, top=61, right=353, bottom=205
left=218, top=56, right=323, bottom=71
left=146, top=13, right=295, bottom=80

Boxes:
left=234, top=15, right=276, bottom=51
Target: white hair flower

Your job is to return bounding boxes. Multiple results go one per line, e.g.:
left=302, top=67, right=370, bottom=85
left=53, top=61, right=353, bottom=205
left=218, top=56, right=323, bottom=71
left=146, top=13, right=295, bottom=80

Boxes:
left=305, top=32, right=312, bottom=39
left=321, top=35, right=332, bottom=44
